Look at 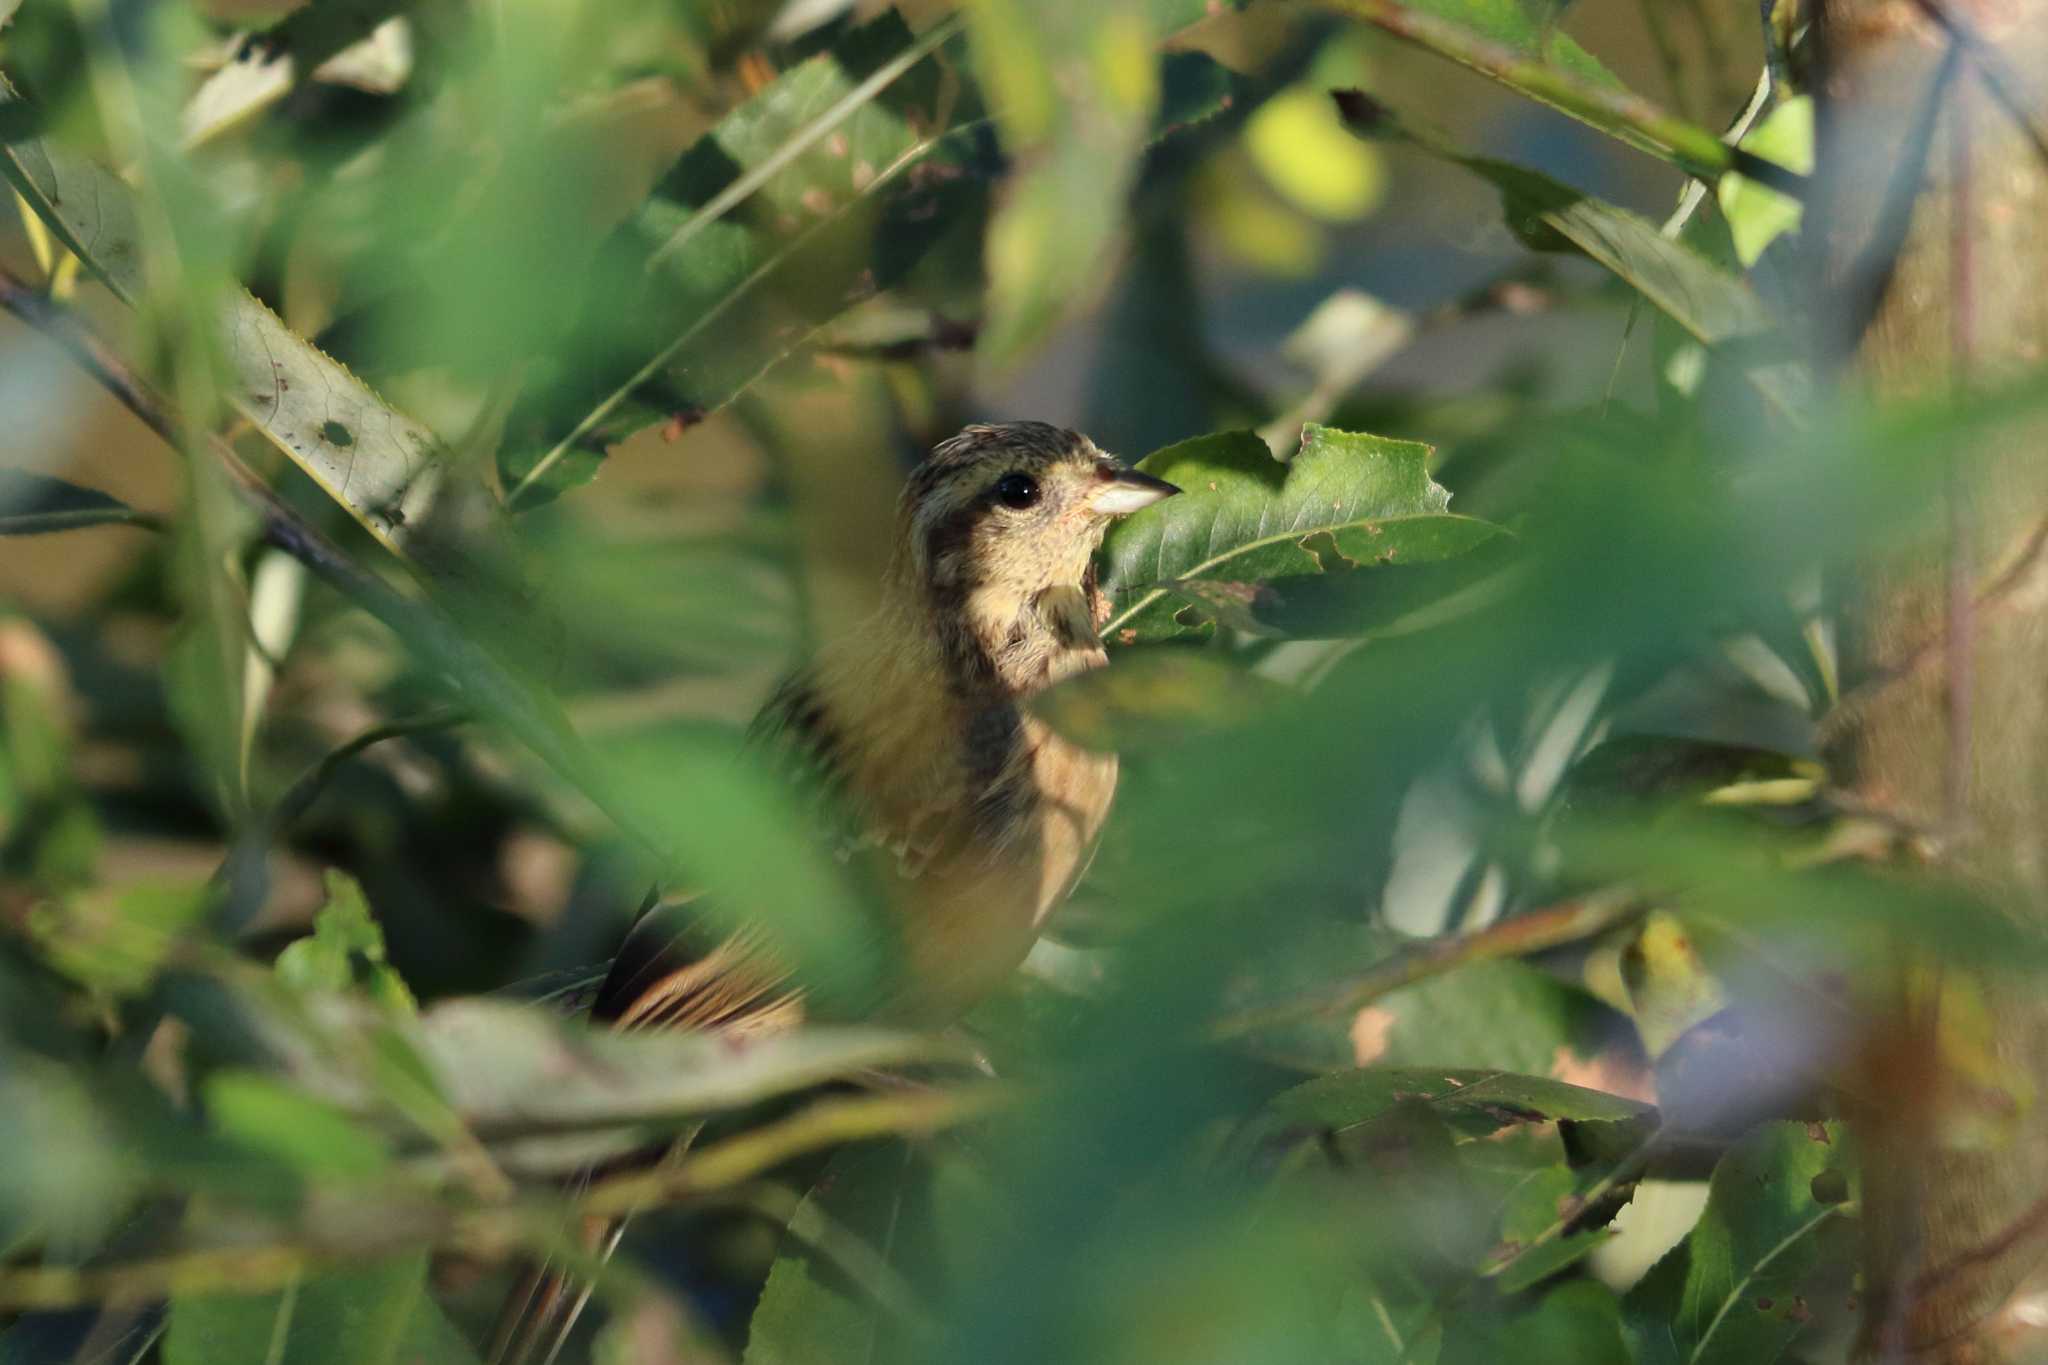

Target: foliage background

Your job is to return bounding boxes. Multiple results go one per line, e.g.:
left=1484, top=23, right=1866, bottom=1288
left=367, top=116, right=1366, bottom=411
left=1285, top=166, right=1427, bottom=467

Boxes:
left=0, top=0, right=2032, bottom=1361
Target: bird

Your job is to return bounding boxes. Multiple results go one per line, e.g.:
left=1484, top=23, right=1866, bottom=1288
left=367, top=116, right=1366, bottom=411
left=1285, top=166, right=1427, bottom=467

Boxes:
left=487, top=421, right=1179, bottom=1364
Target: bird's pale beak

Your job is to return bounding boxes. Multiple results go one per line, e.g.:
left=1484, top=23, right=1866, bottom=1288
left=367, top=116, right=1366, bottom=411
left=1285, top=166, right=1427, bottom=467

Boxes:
left=1088, top=465, right=1181, bottom=516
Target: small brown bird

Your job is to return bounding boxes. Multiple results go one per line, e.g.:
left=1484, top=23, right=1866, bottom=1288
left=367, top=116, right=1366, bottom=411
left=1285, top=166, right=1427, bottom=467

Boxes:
left=490, top=421, right=1177, bottom=1363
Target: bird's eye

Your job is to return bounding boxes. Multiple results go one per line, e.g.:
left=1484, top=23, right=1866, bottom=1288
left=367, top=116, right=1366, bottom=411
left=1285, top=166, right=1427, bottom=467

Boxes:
left=994, top=472, right=1041, bottom=510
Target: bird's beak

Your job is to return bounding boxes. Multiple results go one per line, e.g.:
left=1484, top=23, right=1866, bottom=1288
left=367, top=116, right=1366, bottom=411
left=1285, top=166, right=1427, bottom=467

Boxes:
left=1088, top=464, right=1181, bottom=517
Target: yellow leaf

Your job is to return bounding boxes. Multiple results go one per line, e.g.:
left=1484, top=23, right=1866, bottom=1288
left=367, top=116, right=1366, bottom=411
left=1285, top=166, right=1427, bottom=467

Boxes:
left=1245, top=86, right=1386, bottom=224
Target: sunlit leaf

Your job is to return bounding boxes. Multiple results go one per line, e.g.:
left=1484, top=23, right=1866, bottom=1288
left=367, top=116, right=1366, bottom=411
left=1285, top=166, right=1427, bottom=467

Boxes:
left=969, top=0, right=1159, bottom=365
left=1247, top=86, right=1386, bottom=222
left=275, top=870, right=418, bottom=1018
left=1718, top=96, right=1811, bottom=267
left=1099, top=426, right=1505, bottom=641
left=0, top=122, right=458, bottom=561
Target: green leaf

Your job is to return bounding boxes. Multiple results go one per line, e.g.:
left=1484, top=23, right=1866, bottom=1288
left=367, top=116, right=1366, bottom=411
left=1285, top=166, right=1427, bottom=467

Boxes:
left=1320, top=2, right=1738, bottom=177
left=1492, top=1227, right=1614, bottom=1294
left=0, top=1050, right=140, bottom=1255
left=1718, top=96, right=1811, bottom=267
left=1232, top=919, right=1625, bottom=1078
left=402, top=1006, right=949, bottom=1171
left=1444, top=1281, right=1630, bottom=1365
left=0, top=471, right=155, bottom=535
left=275, top=871, right=418, bottom=1017
left=742, top=1144, right=928, bottom=1365
left=27, top=881, right=211, bottom=997
left=968, top=0, right=1160, bottom=365
left=1621, top=1121, right=1853, bottom=1365
left=0, top=125, right=459, bottom=562
left=204, top=1071, right=391, bottom=1180
left=165, top=1254, right=474, bottom=1365
left=500, top=10, right=982, bottom=506
left=1386, top=0, right=1622, bottom=92
left=1098, top=426, right=1504, bottom=641
left=1270, top=1066, right=1655, bottom=1139
left=1463, top=158, right=1774, bottom=348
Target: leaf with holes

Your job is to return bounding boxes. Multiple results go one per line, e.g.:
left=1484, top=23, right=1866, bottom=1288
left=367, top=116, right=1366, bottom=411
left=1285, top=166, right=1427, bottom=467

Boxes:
left=1621, top=1121, right=1854, bottom=1365
left=0, top=109, right=452, bottom=559
left=1097, top=426, right=1506, bottom=642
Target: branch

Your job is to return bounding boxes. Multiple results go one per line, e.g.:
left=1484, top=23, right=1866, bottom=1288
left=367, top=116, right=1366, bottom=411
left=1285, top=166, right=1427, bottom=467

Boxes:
left=1908, top=0, right=2048, bottom=173
left=577, top=1086, right=1006, bottom=1219
left=0, top=266, right=172, bottom=445
left=1818, top=514, right=2048, bottom=748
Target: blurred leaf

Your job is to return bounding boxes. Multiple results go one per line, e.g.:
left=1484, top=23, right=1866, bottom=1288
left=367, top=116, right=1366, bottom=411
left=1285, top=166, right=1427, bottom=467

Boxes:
left=0, top=471, right=155, bottom=535
left=1443, top=1281, right=1629, bottom=1365
left=0, top=1050, right=140, bottom=1255
left=275, top=871, right=418, bottom=1017
left=1246, top=85, right=1385, bottom=222
left=1562, top=815, right=2048, bottom=969
left=1271, top=1066, right=1654, bottom=1139
left=1320, top=2, right=1747, bottom=176
left=204, top=1071, right=391, bottom=1179
left=742, top=1143, right=928, bottom=1365
left=501, top=10, right=981, bottom=506
left=28, top=881, right=211, bottom=997
left=182, top=2, right=415, bottom=147
left=1234, top=917, right=1628, bottom=1078
left=969, top=0, right=1159, bottom=365
left=1099, top=426, right=1504, bottom=641
left=1718, top=96, right=1811, bottom=267
left=165, top=448, right=259, bottom=819
left=165, top=1254, right=470, bottom=1365
left=1364, top=0, right=1623, bottom=91
left=1456, top=158, right=1774, bottom=348
left=369, top=1005, right=946, bottom=1170
left=1031, top=648, right=1290, bottom=752
left=1621, top=1121, right=1852, bottom=1365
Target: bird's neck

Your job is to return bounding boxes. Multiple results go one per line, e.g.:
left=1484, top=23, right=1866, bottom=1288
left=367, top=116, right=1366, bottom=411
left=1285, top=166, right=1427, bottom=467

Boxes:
left=923, top=572, right=1107, bottom=700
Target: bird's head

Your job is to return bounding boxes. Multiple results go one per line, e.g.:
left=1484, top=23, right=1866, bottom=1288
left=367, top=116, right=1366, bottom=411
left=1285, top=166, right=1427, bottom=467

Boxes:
left=897, top=422, right=1179, bottom=603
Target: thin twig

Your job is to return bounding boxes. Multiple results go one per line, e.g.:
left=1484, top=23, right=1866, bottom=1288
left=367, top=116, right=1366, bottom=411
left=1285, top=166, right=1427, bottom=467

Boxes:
left=578, top=1086, right=1005, bottom=1219
left=269, top=707, right=473, bottom=835
left=0, top=265, right=172, bottom=444
left=0, top=1086, right=1001, bottom=1312
left=1210, top=886, right=1644, bottom=1040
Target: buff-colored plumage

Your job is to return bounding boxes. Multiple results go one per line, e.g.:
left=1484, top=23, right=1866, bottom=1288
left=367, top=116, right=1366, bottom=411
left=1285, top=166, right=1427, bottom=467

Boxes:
left=489, top=422, right=1176, bottom=1365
